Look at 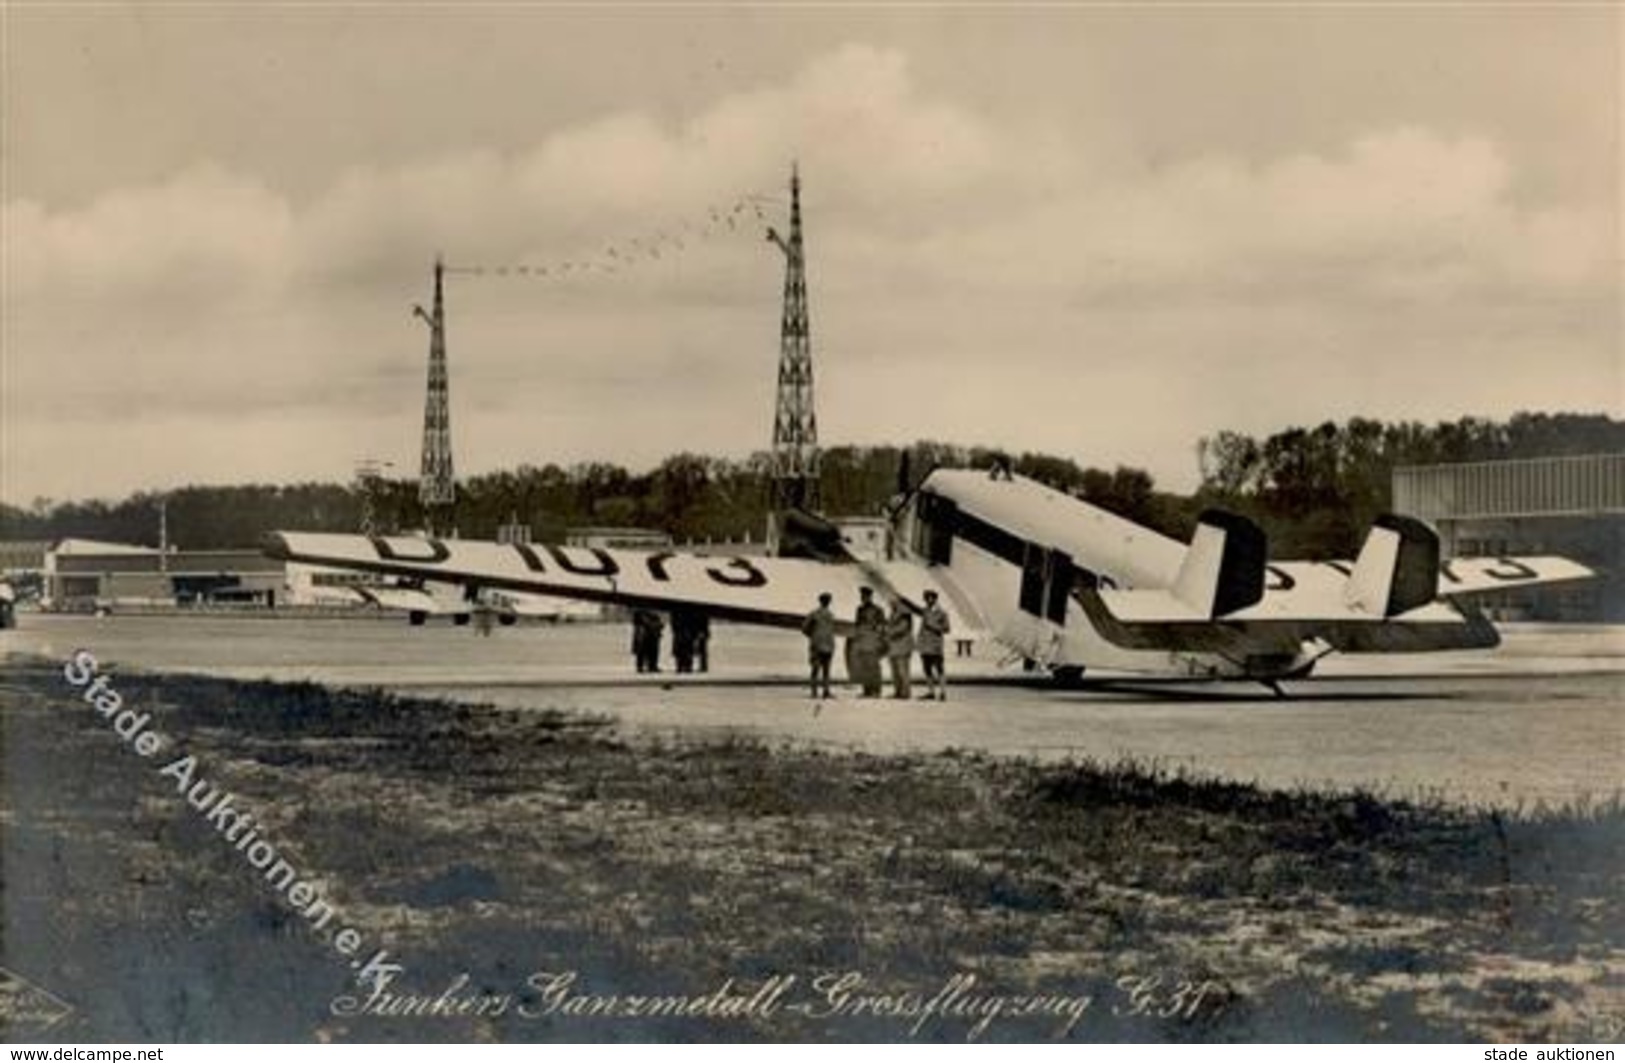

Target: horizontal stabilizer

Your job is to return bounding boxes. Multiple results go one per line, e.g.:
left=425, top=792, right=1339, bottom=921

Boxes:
left=1437, top=555, right=1595, bottom=596
left=1346, top=514, right=1439, bottom=617
left=1075, top=586, right=1500, bottom=655
left=1170, top=509, right=1267, bottom=618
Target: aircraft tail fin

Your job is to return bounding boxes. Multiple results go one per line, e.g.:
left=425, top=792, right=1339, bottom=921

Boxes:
left=1170, top=509, right=1267, bottom=618
left=1345, top=514, right=1440, bottom=617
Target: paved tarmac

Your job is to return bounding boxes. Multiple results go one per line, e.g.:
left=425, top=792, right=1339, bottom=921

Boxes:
left=6, top=613, right=1621, bottom=806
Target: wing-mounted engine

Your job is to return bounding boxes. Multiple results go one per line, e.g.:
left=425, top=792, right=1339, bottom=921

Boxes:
left=776, top=507, right=857, bottom=562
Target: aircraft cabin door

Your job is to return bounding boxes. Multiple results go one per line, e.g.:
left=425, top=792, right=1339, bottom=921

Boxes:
left=1019, top=545, right=1073, bottom=626
left=1045, top=551, right=1074, bottom=625
left=1019, top=544, right=1047, bottom=616
left=921, top=495, right=956, bottom=566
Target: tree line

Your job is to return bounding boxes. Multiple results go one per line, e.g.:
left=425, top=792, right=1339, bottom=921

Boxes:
left=1195, top=412, right=1625, bottom=556
left=4, top=413, right=1617, bottom=557
left=1, top=443, right=1191, bottom=551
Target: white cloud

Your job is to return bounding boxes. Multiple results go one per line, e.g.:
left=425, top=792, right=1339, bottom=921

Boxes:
left=3, top=42, right=1617, bottom=505
left=912, top=126, right=1610, bottom=308
left=7, top=164, right=294, bottom=301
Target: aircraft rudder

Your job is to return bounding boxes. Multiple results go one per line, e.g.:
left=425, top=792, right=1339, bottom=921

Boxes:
left=1171, top=509, right=1267, bottom=618
left=1347, top=513, right=1441, bottom=616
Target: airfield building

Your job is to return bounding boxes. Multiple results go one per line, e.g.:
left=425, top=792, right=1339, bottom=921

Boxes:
left=42, top=539, right=288, bottom=610
left=1392, top=452, right=1624, bottom=621
left=565, top=527, right=674, bottom=551
left=0, top=539, right=50, bottom=577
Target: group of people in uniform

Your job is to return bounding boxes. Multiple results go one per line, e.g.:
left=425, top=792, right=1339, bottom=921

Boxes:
left=630, top=608, right=710, bottom=674
left=801, top=586, right=950, bottom=701
left=628, top=588, right=951, bottom=700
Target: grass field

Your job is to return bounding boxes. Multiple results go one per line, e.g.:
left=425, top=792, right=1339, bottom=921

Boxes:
left=3, top=655, right=1621, bottom=1042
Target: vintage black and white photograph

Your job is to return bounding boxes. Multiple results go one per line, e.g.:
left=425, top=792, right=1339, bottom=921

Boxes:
left=2, top=1, right=1621, bottom=1046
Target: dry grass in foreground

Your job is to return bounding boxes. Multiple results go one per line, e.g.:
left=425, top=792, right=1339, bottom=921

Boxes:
left=2, top=657, right=1621, bottom=1042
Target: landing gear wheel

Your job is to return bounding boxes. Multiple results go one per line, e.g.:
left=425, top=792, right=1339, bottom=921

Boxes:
left=1051, top=665, right=1086, bottom=688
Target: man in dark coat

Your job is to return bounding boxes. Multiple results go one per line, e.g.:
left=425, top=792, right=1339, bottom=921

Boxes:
left=849, top=586, right=886, bottom=697
left=885, top=597, right=915, bottom=699
left=631, top=609, right=664, bottom=673
left=671, top=610, right=697, bottom=674
left=694, top=613, right=711, bottom=673
left=801, top=592, right=838, bottom=699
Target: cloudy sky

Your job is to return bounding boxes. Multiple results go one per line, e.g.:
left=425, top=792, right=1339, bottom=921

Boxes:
left=4, top=4, right=1619, bottom=506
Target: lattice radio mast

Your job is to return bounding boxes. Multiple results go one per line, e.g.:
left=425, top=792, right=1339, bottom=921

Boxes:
left=765, top=164, right=820, bottom=537
left=413, top=257, right=456, bottom=536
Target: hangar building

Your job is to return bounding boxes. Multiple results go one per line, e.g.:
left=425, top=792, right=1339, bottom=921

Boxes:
left=43, top=539, right=287, bottom=610
left=1392, top=452, right=1623, bottom=621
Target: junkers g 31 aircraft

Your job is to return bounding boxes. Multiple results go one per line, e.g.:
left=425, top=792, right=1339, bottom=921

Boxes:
left=265, top=467, right=1592, bottom=688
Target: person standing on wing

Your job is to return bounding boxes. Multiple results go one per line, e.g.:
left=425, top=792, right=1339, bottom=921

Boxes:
left=917, top=589, right=951, bottom=701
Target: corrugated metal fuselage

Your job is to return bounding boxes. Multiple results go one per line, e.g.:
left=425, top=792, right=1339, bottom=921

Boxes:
left=902, top=470, right=1319, bottom=680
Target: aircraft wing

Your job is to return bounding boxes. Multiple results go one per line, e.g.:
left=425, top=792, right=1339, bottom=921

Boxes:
left=264, top=532, right=982, bottom=639
left=1268, top=555, right=1594, bottom=599
left=1433, top=556, right=1595, bottom=597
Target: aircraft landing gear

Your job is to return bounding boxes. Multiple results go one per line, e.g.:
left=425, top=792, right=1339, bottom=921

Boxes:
left=408, top=610, right=427, bottom=627
left=1051, top=665, right=1086, bottom=688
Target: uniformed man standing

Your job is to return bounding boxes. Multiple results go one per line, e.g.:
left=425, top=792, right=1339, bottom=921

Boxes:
left=850, top=586, right=886, bottom=697
left=801, top=592, right=838, bottom=699
left=885, top=597, right=915, bottom=699
left=631, top=609, right=664, bottom=673
left=917, top=589, right=951, bottom=700
left=694, top=613, right=711, bottom=673
left=671, top=610, right=698, bottom=674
